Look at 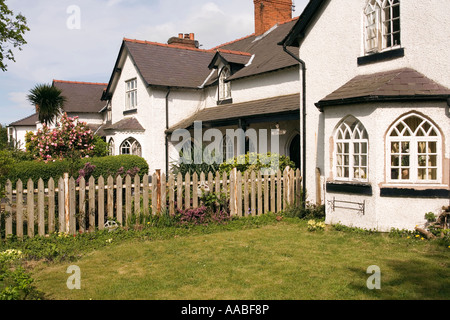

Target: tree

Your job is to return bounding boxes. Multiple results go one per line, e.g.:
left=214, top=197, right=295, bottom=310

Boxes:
left=27, top=83, right=66, bottom=126
left=0, top=0, right=29, bottom=72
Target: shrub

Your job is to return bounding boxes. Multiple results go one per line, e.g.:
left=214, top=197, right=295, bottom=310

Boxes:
left=26, top=113, right=95, bottom=161
left=219, top=152, right=296, bottom=174
left=176, top=206, right=231, bottom=227
left=6, top=155, right=149, bottom=187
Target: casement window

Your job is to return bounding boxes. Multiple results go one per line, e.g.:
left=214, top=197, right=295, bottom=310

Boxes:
left=218, top=67, right=231, bottom=101
left=120, top=137, right=142, bottom=157
left=387, top=113, right=441, bottom=183
left=364, top=0, right=401, bottom=54
left=334, top=117, right=369, bottom=182
left=126, top=79, right=137, bottom=110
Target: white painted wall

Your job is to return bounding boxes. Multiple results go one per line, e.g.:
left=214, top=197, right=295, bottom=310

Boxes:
left=296, top=0, right=450, bottom=206
left=323, top=102, right=449, bottom=231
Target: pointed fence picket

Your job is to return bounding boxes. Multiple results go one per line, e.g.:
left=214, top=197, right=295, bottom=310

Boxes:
left=0, top=168, right=301, bottom=240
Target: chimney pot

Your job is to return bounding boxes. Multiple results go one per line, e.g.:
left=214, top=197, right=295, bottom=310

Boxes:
left=178, top=33, right=183, bottom=39
left=189, top=33, right=195, bottom=40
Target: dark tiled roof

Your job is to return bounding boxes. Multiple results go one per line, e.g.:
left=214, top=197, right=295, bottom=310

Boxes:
left=108, top=18, right=299, bottom=92
left=103, top=117, right=145, bottom=132
left=124, top=39, right=216, bottom=89
left=316, top=68, right=450, bottom=108
left=167, top=93, right=299, bottom=132
left=53, top=80, right=108, bottom=113
left=216, top=19, right=300, bottom=81
left=9, top=113, right=39, bottom=126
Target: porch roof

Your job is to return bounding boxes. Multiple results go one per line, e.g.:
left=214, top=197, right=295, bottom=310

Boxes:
left=316, top=68, right=450, bottom=110
left=166, top=93, right=300, bottom=133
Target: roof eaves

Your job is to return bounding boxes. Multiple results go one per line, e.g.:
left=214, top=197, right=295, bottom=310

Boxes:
left=279, top=0, right=327, bottom=47
left=315, top=94, right=450, bottom=112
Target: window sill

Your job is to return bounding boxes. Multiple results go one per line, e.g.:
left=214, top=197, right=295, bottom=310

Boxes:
left=357, top=48, right=404, bottom=66
left=326, top=181, right=373, bottom=195
left=123, top=108, right=137, bottom=115
left=380, top=187, right=449, bottom=199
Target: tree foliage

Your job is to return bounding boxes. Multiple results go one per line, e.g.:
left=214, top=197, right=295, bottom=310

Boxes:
left=27, top=83, right=66, bottom=126
left=0, top=0, right=29, bottom=72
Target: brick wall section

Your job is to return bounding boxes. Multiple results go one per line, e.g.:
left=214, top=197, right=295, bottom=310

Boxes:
left=254, top=0, right=293, bottom=35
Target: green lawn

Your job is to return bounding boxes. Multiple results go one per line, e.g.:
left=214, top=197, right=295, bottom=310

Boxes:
left=29, top=218, right=450, bottom=300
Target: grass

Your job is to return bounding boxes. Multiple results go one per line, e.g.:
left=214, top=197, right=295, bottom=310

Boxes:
left=16, top=215, right=450, bottom=300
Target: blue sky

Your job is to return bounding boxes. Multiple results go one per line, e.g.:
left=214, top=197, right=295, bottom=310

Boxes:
left=1, top=0, right=306, bottom=126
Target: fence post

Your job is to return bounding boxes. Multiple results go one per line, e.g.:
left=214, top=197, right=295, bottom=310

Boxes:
left=152, top=172, right=158, bottom=215
left=107, top=176, right=114, bottom=219
left=236, top=170, right=242, bottom=217
left=257, top=171, right=262, bottom=216
left=116, top=175, right=123, bottom=225
left=250, top=171, right=256, bottom=216
left=79, top=177, right=86, bottom=233
left=58, top=177, right=65, bottom=233
left=27, top=179, right=35, bottom=238
left=69, top=177, right=76, bottom=235
left=143, top=174, right=149, bottom=216
left=125, top=175, right=132, bottom=225
left=185, top=172, right=191, bottom=210
left=134, top=174, right=140, bottom=218
left=156, top=170, right=161, bottom=213
left=16, top=180, right=24, bottom=239
left=64, top=173, right=70, bottom=233
left=161, top=172, right=166, bottom=214
left=48, top=178, right=55, bottom=234
left=230, top=168, right=236, bottom=216
left=38, top=178, right=45, bottom=236
left=98, top=176, right=105, bottom=230
left=5, top=180, right=12, bottom=238
left=88, top=176, right=96, bottom=232
left=176, top=173, right=183, bottom=210
left=192, top=172, right=198, bottom=209
left=244, top=171, right=249, bottom=216
left=168, top=174, right=175, bottom=215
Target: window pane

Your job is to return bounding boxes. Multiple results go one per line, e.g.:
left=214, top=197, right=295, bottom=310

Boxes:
left=344, top=143, right=349, bottom=154
left=401, top=155, right=409, bottom=167
left=401, top=142, right=410, bottom=153
left=428, top=142, right=437, bottom=153
left=401, top=169, right=409, bottom=180
left=391, top=168, right=399, bottom=180
left=361, top=156, right=367, bottom=166
left=418, top=156, right=426, bottom=167
left=429, top=155, right=437, bottom=167
left=430, top=169, right=437, bottom=180
left=391, top=142, right=399, bottom=153
left=418, top=169, right=426, bottom=180
left=354, top=155, right=360, bottom=166
left=391, top=155, right=399, bottom=167
left=354, top=143, right=360, bottom=154
left=336, top=155, right=343, bottom=166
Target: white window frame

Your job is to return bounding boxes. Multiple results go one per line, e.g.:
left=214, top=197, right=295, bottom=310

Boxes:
left=120, top=138, right=142, bottom=157
left=386, top=113, right=442, bottom=184
left=125, top=78, right=137, bottom=110
left=108, top=138, right=115, bottom=156
left=364, top=0, right=401, bottom=54
left=218, top=67, right=231, bottom=101
left=334, top=117, right=369, bottom=182
left=221, top=135, right=234, bottom=162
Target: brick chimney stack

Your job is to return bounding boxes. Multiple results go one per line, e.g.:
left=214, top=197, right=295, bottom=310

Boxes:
left=167, top=33, right=199, bottom=49
left=254, top=0, right=293, bottom=36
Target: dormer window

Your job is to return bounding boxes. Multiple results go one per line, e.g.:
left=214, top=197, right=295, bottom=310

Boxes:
left=364, top=0, right=400, bottom=54
left=126, top=78, right=137, bottom=110
left=218, top=67, right=231, bottom=102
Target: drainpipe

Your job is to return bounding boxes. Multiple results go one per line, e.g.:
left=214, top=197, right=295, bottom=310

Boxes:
left=165, top=88, right=171, bottom=175
left=283, top=44, right=306, bottom=209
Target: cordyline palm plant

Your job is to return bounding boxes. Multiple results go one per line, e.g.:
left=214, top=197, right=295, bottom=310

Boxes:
left=27, top=83, right=66, bottom=126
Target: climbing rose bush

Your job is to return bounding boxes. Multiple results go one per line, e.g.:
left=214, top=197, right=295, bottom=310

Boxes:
left=26, top=113, right=95, bottom=162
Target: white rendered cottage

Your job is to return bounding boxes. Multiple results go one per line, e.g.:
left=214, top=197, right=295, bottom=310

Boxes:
left=101, top=0, right=302, bottom=174
left=280, top=0, right=450, bottom=231
left=8, top=80, right=108, bottom=149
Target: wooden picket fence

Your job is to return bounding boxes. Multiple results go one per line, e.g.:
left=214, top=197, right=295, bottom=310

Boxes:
left=0, top=168, right=301, bottom=240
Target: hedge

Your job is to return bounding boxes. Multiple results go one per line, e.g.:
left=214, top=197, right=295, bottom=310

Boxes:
left=6, top=155, right=149, bottom=188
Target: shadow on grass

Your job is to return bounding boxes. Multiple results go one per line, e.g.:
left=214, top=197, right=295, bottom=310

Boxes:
left=347, top=254, right=450, bottom=300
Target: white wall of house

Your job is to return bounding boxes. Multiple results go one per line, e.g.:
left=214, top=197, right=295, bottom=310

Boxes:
left=230, top=67, right=300, bottom=104
left=296, top=0, right=450, bottom=207
left=323, top=101, right=449, bottom=231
